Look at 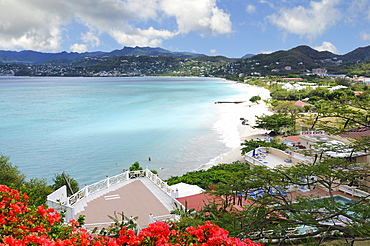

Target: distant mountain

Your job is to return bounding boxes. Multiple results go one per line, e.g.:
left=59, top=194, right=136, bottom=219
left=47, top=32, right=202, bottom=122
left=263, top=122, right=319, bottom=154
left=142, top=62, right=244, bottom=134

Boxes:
left=0, top=47, right=204, bottom=65
left=2, top=44, right=370, bottom=68
left=108, top=46, right=203, bottom=58
left=237, top=45, right=347, bottom=74
left=342, top=45, right=370, bottom=61
left=0, top=50, right=104, bottom=65
left=247, top=45, right=337, bottom=66
left=244, top=45, right=370, bottom=66
left=242, top=54, right=254, bottom=59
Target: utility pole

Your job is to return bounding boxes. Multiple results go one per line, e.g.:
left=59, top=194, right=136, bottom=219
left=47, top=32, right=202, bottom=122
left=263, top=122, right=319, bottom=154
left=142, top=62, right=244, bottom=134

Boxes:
left=62, top=172, right=74, bottom=195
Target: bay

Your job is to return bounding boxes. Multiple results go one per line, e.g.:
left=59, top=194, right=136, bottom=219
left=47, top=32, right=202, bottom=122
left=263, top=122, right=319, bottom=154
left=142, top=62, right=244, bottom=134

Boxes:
left=0, top=76, right=253, bottom=185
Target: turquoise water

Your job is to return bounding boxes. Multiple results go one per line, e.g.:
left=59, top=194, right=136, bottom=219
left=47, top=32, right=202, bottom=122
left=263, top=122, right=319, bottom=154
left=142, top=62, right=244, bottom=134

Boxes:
left=0, top=76, right=252, bottom=185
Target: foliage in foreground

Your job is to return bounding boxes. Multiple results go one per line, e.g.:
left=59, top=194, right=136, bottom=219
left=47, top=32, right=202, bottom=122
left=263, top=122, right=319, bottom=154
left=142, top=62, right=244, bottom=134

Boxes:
left=0, top=154, right=81, bottom=206
left=0, top=155, right=54, bottom=206
left=0, top=184, right=261, bottom=246
left=189, top=157, right=370, bottom=243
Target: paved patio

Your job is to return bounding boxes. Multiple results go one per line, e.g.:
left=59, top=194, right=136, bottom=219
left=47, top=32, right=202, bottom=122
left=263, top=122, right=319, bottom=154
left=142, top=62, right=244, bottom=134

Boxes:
left=75, top=178, right=175, bottom=229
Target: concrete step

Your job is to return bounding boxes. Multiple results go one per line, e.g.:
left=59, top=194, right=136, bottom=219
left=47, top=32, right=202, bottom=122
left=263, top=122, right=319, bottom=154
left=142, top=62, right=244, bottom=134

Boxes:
left=73, top=202, right=86, bottom=214
left=139, top=178, right=175, bottom=211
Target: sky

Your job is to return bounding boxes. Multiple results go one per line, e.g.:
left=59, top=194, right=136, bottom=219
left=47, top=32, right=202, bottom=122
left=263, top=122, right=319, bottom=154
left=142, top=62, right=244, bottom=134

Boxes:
left=1, top=0, right=370, bottom=58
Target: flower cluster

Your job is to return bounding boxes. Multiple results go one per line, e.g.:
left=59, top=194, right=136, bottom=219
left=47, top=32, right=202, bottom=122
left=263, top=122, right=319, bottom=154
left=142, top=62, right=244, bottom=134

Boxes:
left=0, top=185, right=262, bottom=246
left=117, top=221, right=262, bottom=245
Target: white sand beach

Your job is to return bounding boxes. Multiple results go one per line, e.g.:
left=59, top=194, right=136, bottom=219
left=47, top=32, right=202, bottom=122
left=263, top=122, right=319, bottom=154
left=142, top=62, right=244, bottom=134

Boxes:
left=198, top=82, right=271, bottom=170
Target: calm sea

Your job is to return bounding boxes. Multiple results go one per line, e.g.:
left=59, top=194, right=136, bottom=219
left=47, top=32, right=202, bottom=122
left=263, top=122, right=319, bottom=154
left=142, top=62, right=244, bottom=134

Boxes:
left=0, top=76, right=253, bottom=185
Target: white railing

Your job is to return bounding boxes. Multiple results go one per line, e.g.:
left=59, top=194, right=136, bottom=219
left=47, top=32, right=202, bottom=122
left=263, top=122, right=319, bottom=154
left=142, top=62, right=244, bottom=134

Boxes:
left=338, top=185, right=370, bottom=198
left=300, top=130, right=326, bottom=135
left=149, top=214, right=181, bottom=224
left=67, top=169, right=183, bottom=207
left=145, top=171, right=185, bottom=210
left=68, top=171, right=131, bottom=206
left=47, top=169, right=186, bottom=224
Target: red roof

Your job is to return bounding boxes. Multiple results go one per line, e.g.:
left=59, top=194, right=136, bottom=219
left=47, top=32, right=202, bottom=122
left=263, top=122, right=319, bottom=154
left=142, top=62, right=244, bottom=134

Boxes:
left=339, top=127, right=370, bottom=139
left=176, top=193, right=219, bottom=211
left=294, top=100, right=313, bottom=107
left=177, top=193, right=286, bottom=220
left=283, top=135, right=300, bottom=143
left=176, top=193, right=255, bottom=211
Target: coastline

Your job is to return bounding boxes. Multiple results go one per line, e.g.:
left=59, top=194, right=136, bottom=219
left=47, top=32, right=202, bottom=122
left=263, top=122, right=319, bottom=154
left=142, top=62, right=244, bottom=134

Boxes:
left=198, top=82, right=271, bottom=170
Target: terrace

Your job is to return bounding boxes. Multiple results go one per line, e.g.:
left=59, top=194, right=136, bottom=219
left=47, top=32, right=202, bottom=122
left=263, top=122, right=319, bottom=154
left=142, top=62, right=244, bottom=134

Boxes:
left=47, top=170, right=183, bottom=230
left=245, top=147, right=312, bottom=169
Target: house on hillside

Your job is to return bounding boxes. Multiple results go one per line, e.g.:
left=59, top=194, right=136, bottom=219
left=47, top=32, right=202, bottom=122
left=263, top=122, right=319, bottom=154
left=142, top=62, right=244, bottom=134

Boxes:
left=312, top=68, right=327, bottom=76
left=353, top=77, right=370, bottom=85
left=339, top=126, right=370, bottom=167
left=283, top=135, right=300, bottom=147
left=294, top=100, right=313, bottom=107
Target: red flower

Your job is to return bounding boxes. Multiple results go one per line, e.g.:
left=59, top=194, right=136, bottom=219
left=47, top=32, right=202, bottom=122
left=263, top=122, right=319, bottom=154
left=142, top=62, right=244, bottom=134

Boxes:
left=0, top=185, right=262, bottom=246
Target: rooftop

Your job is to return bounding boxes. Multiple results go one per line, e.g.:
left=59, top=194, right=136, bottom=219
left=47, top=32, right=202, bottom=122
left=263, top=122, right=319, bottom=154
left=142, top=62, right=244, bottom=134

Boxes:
left=47, top=170, right=182, bottom=230
left=75, top=178, right=175, bottom=229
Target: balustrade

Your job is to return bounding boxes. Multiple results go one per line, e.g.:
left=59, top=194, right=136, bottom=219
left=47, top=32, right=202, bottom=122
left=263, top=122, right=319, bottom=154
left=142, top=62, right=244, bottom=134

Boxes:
left=67, top=169, right=175, bottom=206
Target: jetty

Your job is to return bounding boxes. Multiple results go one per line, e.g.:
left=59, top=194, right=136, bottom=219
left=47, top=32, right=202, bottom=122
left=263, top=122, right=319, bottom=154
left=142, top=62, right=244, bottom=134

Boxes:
left=214, top=101, right=245, bottom=104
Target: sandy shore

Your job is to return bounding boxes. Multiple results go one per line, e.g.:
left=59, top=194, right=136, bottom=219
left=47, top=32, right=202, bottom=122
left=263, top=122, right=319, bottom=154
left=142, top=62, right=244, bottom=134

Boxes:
left=198, top=83, right=271, bottom=170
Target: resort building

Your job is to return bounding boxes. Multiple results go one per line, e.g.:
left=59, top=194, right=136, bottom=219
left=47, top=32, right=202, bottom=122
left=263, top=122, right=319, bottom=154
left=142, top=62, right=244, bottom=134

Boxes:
left=244, top=129, right=370, bottom=197
left=311, top=68, right=327, bottom=76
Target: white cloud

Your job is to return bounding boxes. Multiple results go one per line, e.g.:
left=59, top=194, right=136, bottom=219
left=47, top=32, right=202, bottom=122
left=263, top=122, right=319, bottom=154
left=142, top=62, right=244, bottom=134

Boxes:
left=348, top=0, right=370, bottom=22
left=0, top=0, right=69, bottom=51
left=313, top=41, right=338, bottom=53
left=361, top=32, right=370, bottom=41
left=210, top=49, right=217, bottom=55
left=0, top=0, right=232, bottom=51
left=110, top=26, right=176, bottom=47
left=267, top=0, right=341, bottom=39
left=81, top=32, right=101, bottom=47
left=70, top=43, right=88, bottom=53
left=259, top=0, right=275, bottom=8
left=246, top=4, right=256, bottom=14
left=160, top=0, right=232, bottom=35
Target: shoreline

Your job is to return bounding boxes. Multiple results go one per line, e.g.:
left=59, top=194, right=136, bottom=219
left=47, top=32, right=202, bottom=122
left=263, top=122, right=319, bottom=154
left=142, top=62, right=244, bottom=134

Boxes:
left=198, top=82, right=271, bottom=170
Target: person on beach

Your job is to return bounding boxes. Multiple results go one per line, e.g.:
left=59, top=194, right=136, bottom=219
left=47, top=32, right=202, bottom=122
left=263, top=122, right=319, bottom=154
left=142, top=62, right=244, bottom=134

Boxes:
left=148, top=157, right=151, bottom=161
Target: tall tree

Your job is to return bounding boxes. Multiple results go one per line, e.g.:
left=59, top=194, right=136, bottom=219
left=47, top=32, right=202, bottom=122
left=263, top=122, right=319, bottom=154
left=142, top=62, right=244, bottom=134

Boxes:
left=307, top=93, right=370, bottom=134
left=0, top=154, right=53, bottom=206
left=253, top=113, right=294, bottom=133
left=52, top=173, right=79, bottom=196
left=0, top=155, right=25, bottom=190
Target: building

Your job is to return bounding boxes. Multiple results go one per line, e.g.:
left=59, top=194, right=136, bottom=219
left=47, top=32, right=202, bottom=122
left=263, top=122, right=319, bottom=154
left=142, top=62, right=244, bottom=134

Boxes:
left=312, top=68, right=327, bottom=76
left=294, top=100, right=313, bottom=107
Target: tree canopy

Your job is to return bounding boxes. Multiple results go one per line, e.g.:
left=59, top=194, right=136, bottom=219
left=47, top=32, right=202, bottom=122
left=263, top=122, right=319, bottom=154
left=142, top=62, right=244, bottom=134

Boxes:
left=0, top=154, right=79, bottom=205
left=253, top=113, right=294, bottom=133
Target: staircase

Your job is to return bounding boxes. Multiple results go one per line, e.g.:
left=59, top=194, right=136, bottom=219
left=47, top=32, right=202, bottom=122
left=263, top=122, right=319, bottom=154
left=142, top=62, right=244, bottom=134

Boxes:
left=140, top=178, right=177, bottom=211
